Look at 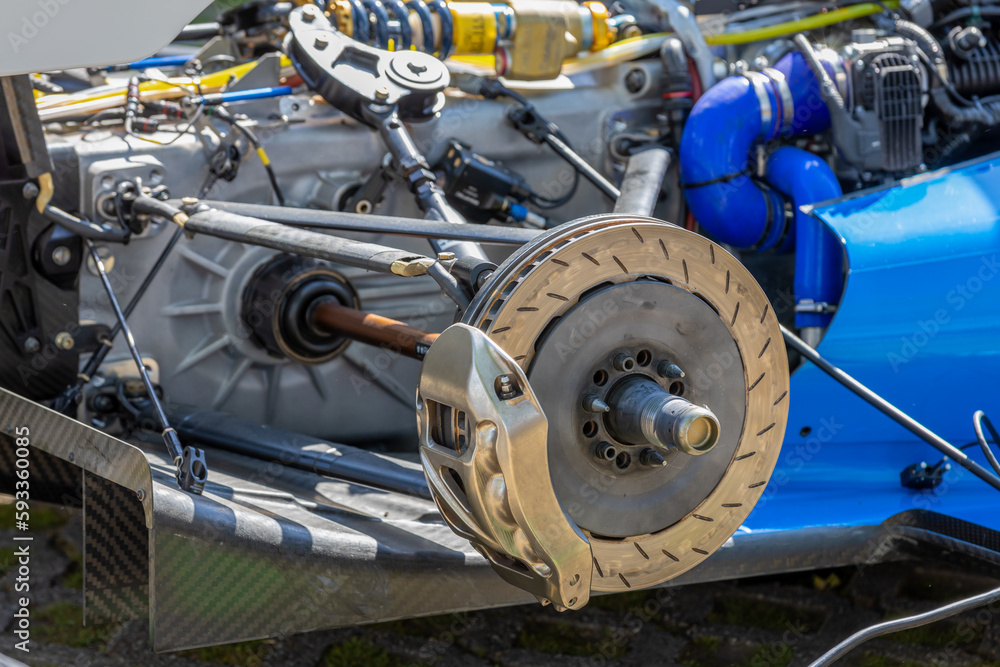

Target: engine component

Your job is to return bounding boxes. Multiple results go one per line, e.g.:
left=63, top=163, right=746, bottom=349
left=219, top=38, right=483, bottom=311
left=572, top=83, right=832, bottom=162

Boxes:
left=948, top=30, right=1000, bottom=96
left=840, top=32, right=925, bottom=172
left=420, top=215, right=789, bottom=595
left=659, top=36, right=695, bottom=148
left=328, top=0, right=615, bottom=80
left=613, top=146, right=672, bottom=217
left=242, top=254, right=361, bottom=364
left=766, top=146, right=843, bottom=339
left=680, top=50, right=834, bottom=253
left=437, top=141, right=544, bottom=227
left=680, top=48, right=845, bottom=330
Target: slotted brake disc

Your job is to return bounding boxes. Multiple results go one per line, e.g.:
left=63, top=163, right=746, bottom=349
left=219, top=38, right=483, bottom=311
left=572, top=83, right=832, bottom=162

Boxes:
left=417, top=215, right=789, bottom=608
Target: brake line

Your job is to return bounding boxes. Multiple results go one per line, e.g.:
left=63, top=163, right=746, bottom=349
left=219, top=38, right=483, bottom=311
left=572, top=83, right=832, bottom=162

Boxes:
left=809, top=584, right=1000, bottom=666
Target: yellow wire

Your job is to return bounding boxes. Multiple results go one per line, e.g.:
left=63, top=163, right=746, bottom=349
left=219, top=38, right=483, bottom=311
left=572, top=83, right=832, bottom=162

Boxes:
left=36, top=56, right=293, bottom=112
left=704, top=1, right=898, bottom=46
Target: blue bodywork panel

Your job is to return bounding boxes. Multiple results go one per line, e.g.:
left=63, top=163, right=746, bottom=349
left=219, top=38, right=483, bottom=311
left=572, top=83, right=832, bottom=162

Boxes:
left=744, top=154, right=1000, bottom=535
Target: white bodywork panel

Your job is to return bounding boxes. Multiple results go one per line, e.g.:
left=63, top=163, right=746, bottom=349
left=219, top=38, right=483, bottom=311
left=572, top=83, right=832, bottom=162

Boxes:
left=0, top=0, right=213, bottom=75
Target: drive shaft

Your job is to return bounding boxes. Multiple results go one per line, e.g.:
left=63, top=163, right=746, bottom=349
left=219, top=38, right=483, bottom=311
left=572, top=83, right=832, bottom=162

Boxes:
left=311, top=300, right=440, bottom=361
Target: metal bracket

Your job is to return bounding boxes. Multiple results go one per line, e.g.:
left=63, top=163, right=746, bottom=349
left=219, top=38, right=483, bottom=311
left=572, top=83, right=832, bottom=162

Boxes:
left=795, top=299, right=839, bottom=314
left=417, top=324, right=593, bottom=611
left=176, top=443, right=208, bottom=494
left=286, top=5, right=449, bottom=126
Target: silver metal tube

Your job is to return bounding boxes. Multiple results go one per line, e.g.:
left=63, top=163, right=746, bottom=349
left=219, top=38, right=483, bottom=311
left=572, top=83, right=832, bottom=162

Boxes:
left=614, top=147, right=672, bottom=217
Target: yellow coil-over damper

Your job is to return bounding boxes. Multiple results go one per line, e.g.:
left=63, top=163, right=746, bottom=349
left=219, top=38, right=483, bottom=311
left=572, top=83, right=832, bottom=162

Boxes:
left=328, top=1, right=615, bottom=80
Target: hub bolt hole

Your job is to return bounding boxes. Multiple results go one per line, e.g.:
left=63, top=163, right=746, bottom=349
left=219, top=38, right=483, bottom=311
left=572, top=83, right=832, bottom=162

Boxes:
left=613, top=354, right=636, bottom=372
left=615, top=451, right=632, bottom=469
left=636, top=350, right=652, bottom=367
left=668, top=381, right=685, bottom=396
left=583, top=421, right=599, bottom=438
left=594, top=441, right=617, bottom=461
left=593, top=369, right=609, bottom=386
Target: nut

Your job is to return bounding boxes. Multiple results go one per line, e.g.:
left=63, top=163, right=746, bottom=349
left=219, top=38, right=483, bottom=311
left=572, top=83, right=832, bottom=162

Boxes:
left=55, top=332, right=75, bottom=351
left=51, top=246, right=72, bottom=267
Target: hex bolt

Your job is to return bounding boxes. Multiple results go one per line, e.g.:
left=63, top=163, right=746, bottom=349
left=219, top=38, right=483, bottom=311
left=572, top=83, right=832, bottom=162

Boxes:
left=51, top=246, right=72, bottom=267
left=315, top=34, right=329, bottom=50
left=496, top=375, right=518, bottom=400
left=136, top=489, right=145, bottom=501
left=22, top=182, right=39, bottom=200
left=375, top=85, right=391, bottom=102
left=625, top=68, right=648, bottom=94
left=639, top=448, right=668, bottom=467
left=594, top=441, right=617, bottom=461
left=93, top=395, right=114, bottom=412
left=181, top=196, right=200, bottom=207
left=55, top=332, right=75, bottom=351
left=583, top=394, right=610, bottom=413
left=613, top=354, right=636, bottom=372
left=303, top=5, right=319, bottom=22
left=657, top=361, right=685, bottom=379
left=437, top=251, right=456, bottom=262
left=22, top=337, right=40, bottom=354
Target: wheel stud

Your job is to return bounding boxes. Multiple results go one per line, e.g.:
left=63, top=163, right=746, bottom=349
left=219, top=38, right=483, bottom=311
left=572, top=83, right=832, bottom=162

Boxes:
left=657, top=361, right=685, bottom=379
left=583, top=394, right=611, bottom=413
left=639, top=448, right=668, bottom=467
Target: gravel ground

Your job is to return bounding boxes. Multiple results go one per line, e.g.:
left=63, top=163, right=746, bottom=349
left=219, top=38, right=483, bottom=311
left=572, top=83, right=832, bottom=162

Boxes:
left=1, top=501, right=999, bottom=667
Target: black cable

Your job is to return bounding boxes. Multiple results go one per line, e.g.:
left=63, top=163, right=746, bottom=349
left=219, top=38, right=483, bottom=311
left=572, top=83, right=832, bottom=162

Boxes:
left=809, top=585, right=1000, bottom=666
left=529, top=170, right=581, bottom=209
left=932, top=5, right=1000, bottom=28
left=210, top=106, right=286, bottom=206
left=461, top=76, right=608, bottom=208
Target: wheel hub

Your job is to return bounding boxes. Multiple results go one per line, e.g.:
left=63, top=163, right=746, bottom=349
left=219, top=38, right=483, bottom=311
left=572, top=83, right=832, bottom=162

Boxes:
left=420, top=214, right=790, bottom=599
left=527, top=279, right=744, bottom=538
